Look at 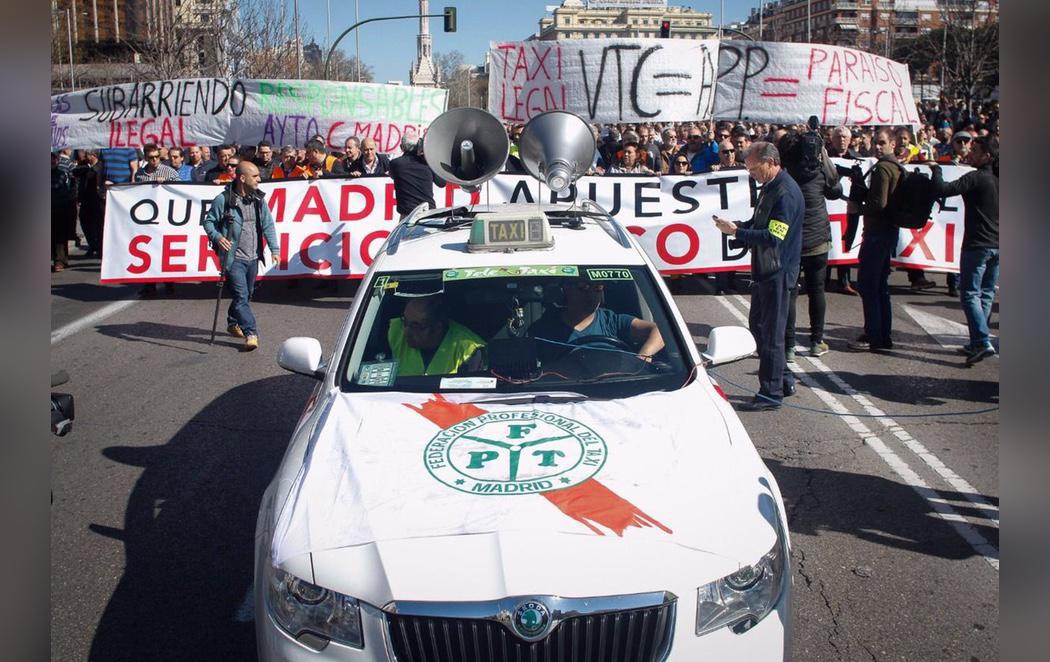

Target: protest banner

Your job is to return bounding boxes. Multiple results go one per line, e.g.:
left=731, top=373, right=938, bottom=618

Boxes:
left=713, top=41, right=921, bottom=127
left=487, top=38, right=719, bottom=124
left=99, top=163, right=968, bottom=284
left=51, top=79, right=448, bottom=153
left=229, top=80, right=448, bottom=153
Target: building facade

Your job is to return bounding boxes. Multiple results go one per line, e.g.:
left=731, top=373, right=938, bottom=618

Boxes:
left=742, top=0, right=996, bottom=54
left=534, top=0, right=715, bottom=41
left=51, top=0, right=229, bottom=91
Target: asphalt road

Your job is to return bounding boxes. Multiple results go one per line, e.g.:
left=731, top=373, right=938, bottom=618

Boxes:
left=50, top=250, right=999, bottom=661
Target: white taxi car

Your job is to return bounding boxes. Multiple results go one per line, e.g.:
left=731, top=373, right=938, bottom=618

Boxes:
left=254, top=201, right=792, bottom=661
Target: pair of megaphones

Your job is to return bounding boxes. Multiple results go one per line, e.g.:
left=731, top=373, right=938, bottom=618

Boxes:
left=423, top=108, right=595, bottom=193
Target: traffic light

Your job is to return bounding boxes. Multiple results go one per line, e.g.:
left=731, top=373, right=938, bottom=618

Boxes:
left=444, top=7, right=457, bottom=32
left=659, top=20, right=670, bottom=38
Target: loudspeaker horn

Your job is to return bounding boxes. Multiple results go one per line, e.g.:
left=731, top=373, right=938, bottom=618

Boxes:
left=518, top=110, right=595, bottom=193
left=423, top=108, right=510, bottom=192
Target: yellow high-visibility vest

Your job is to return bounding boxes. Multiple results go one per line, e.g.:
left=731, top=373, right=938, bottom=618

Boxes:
left=387, top=319, right=486, bottom=376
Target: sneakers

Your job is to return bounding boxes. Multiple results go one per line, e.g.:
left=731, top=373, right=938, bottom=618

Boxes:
left=785, top=348, right=796, bottom=363
left=741, top=395, right=782, bottom=411
left=810, top=341, right=829, bottom=357
left=245, top=335, right=259, bottom=351
left=965, top=345, right=995, bottom=366
left=227, top=324, right=245, bottom=338
left=847, top=337, right=893, bottom=352
left=846, top=337, right=871, bottom=352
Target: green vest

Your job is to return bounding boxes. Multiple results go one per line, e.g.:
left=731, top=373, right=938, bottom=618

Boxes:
left=387, top=319, right=486, bottom=376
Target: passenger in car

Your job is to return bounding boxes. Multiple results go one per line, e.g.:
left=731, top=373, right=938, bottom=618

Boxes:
left=387, top=295, right=487, bottom=376
left=529, top=278, right=664, bottom=362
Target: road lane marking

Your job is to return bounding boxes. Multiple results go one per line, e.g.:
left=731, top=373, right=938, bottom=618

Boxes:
left=51, top=299, right=139, bottom=345
left=712, top=295, right=999, bottom=570
left=797, top=353, right=1000, bottom=528
left=725, top=293, right=999, bottom=525
left=903, top=304, right=998, bottom=352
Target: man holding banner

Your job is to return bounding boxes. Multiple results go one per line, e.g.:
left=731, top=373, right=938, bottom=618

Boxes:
left=201, top=162, right=279, bottom=352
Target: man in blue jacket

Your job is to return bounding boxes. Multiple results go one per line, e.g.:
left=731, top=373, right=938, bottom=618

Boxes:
left=202, top=162, right=279, bottom=351
left=715, top=141, right=805, bottom=410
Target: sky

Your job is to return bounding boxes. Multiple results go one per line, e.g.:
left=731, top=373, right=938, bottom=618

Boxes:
left=291, top=0, right=761, bottom=84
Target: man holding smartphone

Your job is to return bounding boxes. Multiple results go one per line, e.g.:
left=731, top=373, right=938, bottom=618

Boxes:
left=714, top=141, right=805, bottom=411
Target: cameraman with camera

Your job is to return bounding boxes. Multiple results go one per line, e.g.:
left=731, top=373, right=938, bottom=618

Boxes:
left=202, top=161, right=280, bottom=351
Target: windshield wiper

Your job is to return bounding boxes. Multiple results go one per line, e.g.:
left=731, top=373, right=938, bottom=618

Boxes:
left=468, top=392, right=590, bottom=405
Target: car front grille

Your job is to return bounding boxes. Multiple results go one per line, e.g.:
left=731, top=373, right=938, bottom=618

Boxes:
left=386, top=601, right=676, bottom=662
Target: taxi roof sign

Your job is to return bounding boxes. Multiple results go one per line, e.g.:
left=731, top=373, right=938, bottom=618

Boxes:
left=467, top=212, right=554, bottom=252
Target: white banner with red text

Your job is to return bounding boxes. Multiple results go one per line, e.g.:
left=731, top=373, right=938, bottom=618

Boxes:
left=99, top=161, right=970, bottom=283
left=713, top=41, right=921, bottom=127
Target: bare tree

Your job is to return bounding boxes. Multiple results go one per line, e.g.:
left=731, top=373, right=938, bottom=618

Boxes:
left=932, top=0, right=999, bottom=110
left=305, top=51, right=374, bottom=82
left=125, top=0, right=312, bottom=80
left=433, top=50, right=485, bottom=109
left=433, top=50, right=464, bottom=85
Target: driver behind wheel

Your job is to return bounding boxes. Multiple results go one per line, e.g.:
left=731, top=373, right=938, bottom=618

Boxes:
left=528, top=278, right=664, bottom=363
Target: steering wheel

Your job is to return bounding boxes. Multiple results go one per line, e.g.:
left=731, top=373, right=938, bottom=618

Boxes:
left=567, top=334, right=632, bottom=352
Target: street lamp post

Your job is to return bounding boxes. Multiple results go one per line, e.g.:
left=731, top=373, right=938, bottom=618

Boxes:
left=294, top=0, right=301, bottom=79
left=324, top=9, right=457, bottom=80
left=65, top=8, right=75, bottom=91
left=807, top=0, right=812, bottom=42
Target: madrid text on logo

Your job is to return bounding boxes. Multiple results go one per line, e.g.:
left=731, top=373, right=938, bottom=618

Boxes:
left=423, top=411, right=608, bottom=496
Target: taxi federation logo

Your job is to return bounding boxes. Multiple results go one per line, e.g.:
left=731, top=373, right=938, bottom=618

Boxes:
left=423, top=411, right=608, bottom=495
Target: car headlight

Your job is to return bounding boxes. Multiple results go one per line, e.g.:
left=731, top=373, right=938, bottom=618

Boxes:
left=696, top=517, right=787, bottom=636
left=268, top=567, right=364, bottom=649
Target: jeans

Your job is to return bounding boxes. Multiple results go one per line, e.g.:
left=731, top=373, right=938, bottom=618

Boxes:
left=226, top=258, right=259, bottom=337
left=857, top=228, right=898, bottom=344
left=787, top=253, right=828, bottom=348
left=749, top=276, right=793, bottom=400
left=959, top=248, right=999, bottom=348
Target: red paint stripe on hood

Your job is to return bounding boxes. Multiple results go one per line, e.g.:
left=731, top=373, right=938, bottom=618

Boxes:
left=406, top=395, right=673, bottom=537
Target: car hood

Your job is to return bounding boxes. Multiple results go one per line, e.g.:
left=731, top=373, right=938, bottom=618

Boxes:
left=271, top=381, right=780, bottom=601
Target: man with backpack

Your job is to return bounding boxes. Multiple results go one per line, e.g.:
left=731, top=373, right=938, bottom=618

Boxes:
left=780, top=125, right=843, bottom=360
left=848, top=129, right=902, bottom=352
left=51, top=152, right=78, bottom=272
left=201, top=162, right=280, bottom=351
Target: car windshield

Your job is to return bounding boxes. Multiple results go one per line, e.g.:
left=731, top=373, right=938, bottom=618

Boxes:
left=338, top=265, right=693, bottom=398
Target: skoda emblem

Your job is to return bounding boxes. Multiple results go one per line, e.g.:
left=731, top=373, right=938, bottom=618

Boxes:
left=512, top=600, right=552, bottom=640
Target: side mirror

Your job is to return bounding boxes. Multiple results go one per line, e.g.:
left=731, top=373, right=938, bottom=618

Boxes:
left=51, top=393, right=74, bottom=437
left=277, top=337, right=325, bottom=379
left=702, top=326, right=757, bottom=366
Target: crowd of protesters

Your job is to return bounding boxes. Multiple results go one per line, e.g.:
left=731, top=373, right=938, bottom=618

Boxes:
left=51, top=95, right=998, bottom=364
